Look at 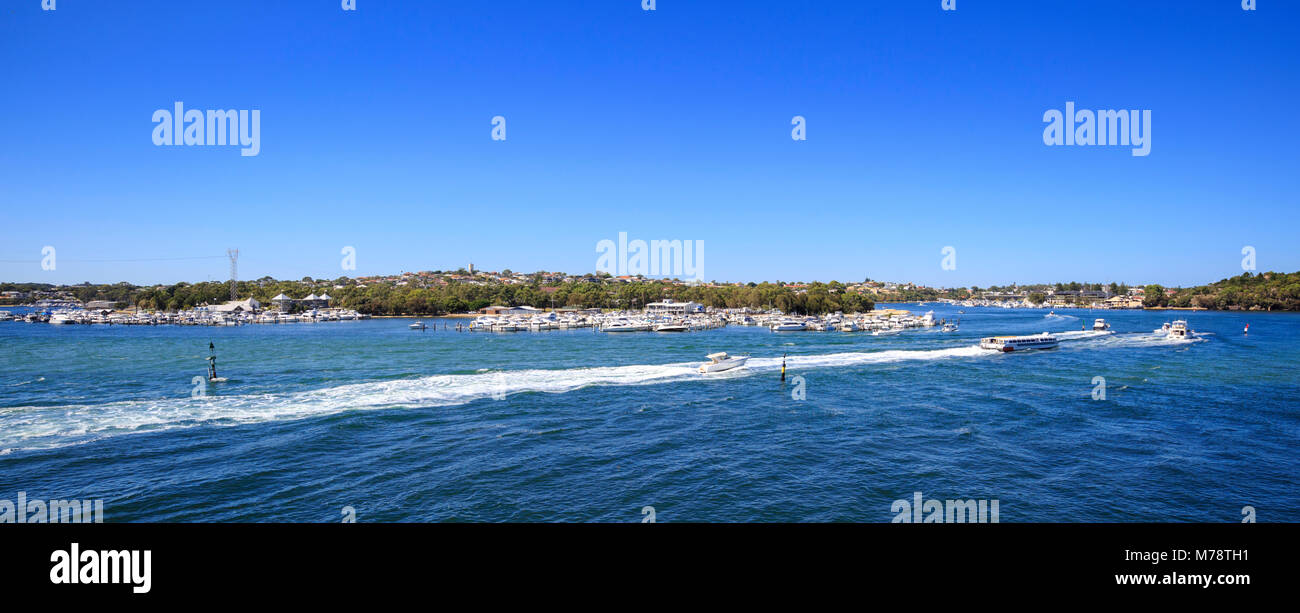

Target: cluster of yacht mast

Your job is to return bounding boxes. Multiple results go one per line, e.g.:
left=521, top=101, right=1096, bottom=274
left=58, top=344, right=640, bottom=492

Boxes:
left=12, top=307, right=369, bottom=326
left=451, top=309, right=943, bottom=334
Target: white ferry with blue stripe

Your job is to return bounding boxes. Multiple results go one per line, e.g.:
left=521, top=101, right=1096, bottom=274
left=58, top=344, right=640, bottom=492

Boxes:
left=980, top=333, right=1059, bottom=352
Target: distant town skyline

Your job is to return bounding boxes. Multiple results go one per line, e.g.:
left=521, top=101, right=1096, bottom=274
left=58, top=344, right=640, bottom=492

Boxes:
left=0, top=264, right=1266, bottom=293
left=2, top=2, right=1297, bottom=287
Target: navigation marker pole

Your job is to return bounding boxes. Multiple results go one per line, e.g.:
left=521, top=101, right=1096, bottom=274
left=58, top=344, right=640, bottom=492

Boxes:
left=206, top=341, right=229, bottom=383
left=781, top=353, right=787, bottom=383
left=207, top=342, right=218, bottom=381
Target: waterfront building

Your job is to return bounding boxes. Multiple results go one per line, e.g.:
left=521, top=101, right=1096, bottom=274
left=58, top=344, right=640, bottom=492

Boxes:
left=645, top=299, right=704, bottom=316
left=212, top=298, right=261, bottom=313
left=478, top=305, right=543, bottom=316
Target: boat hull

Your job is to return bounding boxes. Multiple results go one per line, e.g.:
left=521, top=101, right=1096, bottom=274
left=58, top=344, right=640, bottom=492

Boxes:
left=698, top=357, right=749, bottom=373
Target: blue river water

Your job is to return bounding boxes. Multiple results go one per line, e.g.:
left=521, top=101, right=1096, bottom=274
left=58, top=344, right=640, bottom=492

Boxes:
left=0, top=304, right=1296, bottom=522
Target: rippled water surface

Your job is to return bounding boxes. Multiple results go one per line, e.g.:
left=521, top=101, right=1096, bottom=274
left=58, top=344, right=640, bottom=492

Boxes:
left=1, top=305, right=1296, bottom=522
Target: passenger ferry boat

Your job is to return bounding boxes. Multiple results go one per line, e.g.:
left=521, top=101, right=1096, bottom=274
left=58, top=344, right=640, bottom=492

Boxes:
left=980, top=333, right=1059, bottom=352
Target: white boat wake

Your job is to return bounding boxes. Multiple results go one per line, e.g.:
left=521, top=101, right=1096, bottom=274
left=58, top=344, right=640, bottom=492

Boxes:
left=0, top=345, right=993, bottom=452
left=0, top=334, right=1196, bottom=453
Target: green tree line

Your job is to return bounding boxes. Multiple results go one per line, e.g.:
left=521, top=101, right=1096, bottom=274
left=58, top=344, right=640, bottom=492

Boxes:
left=1142, top=272, right=1300, bottom=310
left=3, top=279, right=876, bottom=315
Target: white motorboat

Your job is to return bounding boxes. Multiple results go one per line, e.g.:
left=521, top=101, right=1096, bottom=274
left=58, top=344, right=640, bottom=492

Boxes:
left=409, top=321, right=427, bottom=330
left=602, top=319, right=641, bottom=332
left=1092, top=318, right=1110, bottom=331
left=698, top=352, right=749, bottom=374
left=980, top=333, right=1059, bottom=352
left=770, top=319, right=806, bottom=332
left=941, top=322, right=958, bottom=332
left=654, top=321, right=690, bottom=332
left=1166, top=320, right=1191, bottom=340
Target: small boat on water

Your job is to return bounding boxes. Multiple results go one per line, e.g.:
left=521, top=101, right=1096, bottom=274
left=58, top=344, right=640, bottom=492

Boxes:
left=941, top=322, right=958, bottom=333
left=409, top=321, right=427, bottom=330
left=698, top=352, right=748, bottom=374
left=653, top=321, right=690, bottom=332
left=980, top=333, right=1059, bottom=352
left=770, top=319, right=806, bottom=332
left=1092, top=318, right=1110, bottom=331
left=602, top=319, right=641, bottom=332
left=1166, top=319, right=1192, bottom=340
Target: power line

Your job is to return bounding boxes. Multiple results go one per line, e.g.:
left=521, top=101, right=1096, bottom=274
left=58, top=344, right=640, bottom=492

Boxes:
left=0, top=255, right=227, bottom=263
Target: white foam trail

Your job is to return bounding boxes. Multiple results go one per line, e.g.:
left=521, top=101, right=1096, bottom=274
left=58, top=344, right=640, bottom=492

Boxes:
left=1054, top=330, right=1114, bottom=340
left=1078, top=331, right=1207, bottom=348
left=748, top=345, right=986, bottom=370
left=0, top=332, right=1201, bottom=453
left=0, top=345, right=992, bottom=452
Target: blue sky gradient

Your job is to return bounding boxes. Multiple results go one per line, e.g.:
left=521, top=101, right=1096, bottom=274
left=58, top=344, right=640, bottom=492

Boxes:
left=2, top=0, right=1297, bottom=287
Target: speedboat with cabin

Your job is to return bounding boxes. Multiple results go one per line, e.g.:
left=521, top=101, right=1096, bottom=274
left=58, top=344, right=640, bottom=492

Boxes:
left=602, top=319, right=641, bottom=332
left=698, top=352, right=749, bottom=374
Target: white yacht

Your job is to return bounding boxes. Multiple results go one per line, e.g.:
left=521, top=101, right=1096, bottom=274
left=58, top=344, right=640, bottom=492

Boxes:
left=1092, top=318, right=1110, bottom=331
left=980, top=333, right=1059, bottom=352
left=654, top=321, right=690, bottom=332
left=48, top=311, right=74, bottom=325
left=770, top=319, right=806, bottom=332
left=698, top=352, right=749, bottom=374
left=602, top=319, right=641, bottom=332
left=941, top=322, right=958, bottom=333
left=409, top=321, right=427, bottom=330
left=1166, top=320, right=1191, bottom=340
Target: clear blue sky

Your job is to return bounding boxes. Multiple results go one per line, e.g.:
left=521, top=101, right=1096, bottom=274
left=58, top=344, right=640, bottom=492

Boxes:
left=2, top=0, right=1297, bottom=288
